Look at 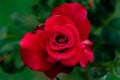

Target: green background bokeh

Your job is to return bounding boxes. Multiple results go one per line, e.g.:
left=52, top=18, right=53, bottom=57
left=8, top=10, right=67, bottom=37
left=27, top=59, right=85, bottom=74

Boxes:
left=0, top=0, right=120, bottom=80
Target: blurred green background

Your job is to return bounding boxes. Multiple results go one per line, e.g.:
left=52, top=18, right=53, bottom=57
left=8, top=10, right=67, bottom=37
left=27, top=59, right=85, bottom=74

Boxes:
left=0, top=0, right=120, bottom=80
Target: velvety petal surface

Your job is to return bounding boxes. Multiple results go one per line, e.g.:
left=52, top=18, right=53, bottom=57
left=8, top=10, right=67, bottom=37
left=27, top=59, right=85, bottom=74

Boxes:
left=45, top=15, right=80, bottom=42
left=48, top=26, right=75, bottom=51
left=79, top=40, right=94, bottom=68
left=45, top=16, right=82, bottom=63
left=20, top=31, right=54, bottom=71
left=45, top=15, right=74, bottom=31
left=61, top=43, right=83, bottom=66
left=46, top=45, right=76, bottom=61
left=84, top=47, right=94, bottom=63
left=52, top=2, right=91, bottom=40
left=83, top=40, right=94, bottom=63
left=79, top=50, right=89, bottom=68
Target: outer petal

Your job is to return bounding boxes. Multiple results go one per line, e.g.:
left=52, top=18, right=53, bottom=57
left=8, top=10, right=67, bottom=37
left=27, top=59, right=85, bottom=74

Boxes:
left=83, top=40, right=94, bottom=63
left=20, top=31, right=54, bottom=71
left=79, top=40, right=94, bottom=68
left=84, top=48, right=94, bottom=63
left=45, top=63, right=73, bottom=80
left=82, top=39, right=93, bottom=47
left=52, top=2, right=91, bottom=40
left=79, top=51, right=89, bottom=68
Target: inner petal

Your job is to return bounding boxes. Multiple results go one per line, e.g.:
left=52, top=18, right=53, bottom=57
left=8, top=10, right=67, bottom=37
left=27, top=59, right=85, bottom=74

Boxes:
left=48, top=27, right=75, bottom=51
left=52, top=33, right=68, bottom=45
left=55, top=35, right=68, bottom=44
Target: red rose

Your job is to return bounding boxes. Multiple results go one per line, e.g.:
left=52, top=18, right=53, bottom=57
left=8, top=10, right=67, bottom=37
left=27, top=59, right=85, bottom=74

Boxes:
left=20, top=2, right=93, bottom=80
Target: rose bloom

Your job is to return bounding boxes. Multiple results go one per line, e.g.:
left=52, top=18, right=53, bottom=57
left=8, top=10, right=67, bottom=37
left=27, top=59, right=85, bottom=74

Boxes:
left=20, top=2, right=93, bottom=80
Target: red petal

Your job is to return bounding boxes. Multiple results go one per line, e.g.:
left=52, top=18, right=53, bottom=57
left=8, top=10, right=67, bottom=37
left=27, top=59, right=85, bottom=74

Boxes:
left=45, top=18, right=81, bottom=61
left=44, top=63, right=73, bottom=80
left=79, top=51, right=88, bottom=68
left=79, top=40, right=94, bottom=68
left=20, top=31, right=54, bottom=71
left=82, top=39, right=93, bottom=47
left=83, top=40, right=94, bottom=63
left=45, top=15, right=80, bottom=42
left=48, top=26, right=75, bottom=51
left=52, top=2, right=91, bottom=40
left=84, top=48, right=94, bottom=63
left=61, top=43, right=83, bottom=67
left=46, top=45, right=76, bottom=61
left=45, top=15, right=74, bottom=31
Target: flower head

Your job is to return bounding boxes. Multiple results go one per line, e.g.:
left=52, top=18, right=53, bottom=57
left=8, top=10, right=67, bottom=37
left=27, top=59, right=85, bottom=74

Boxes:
left=20, top=2, right=94, bottom=79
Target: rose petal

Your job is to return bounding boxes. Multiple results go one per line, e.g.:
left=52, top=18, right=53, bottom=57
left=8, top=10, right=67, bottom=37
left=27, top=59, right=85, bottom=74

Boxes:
left=83, top=40, right=94, bottom=63
left=20, top=31, right=54, bottom=71
left=84, top=48, right=94, bottom=63
left=45, top=15, right=81, bottom=50
left=61, top=43, right=83, bottom=66
left=79, top=51, right=88, bottom=68
left=46, top=45, right=76, bottom=61
left=79, top=40, right=94, bottom=68
left=52, top=3, right=87, bottom=20
left=45, top=17, right=82, bottom=64
left=52, top=3, right=91, bottom=40
left=44, top=63, right=73, bottom=80
left=82, top=39, right=93, bottom=47
left=45, top=15, right=74, bottom=31
left=45, top=15, right=80, bottom=41
left=48, top=26, right=75, bottom=51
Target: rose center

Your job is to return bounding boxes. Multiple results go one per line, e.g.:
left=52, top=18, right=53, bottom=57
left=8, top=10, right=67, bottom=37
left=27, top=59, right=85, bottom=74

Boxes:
left=55, top=35, right=68, bottom=44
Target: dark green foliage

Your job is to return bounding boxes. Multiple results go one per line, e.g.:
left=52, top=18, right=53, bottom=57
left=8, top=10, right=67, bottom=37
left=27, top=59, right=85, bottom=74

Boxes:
left=0, top=0, right=120, bottom=80
left=102, top=18, right=120, bottom=50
